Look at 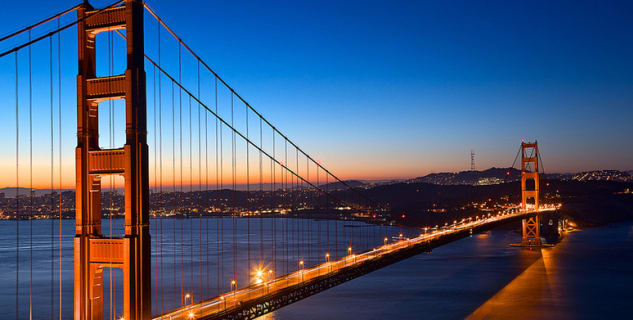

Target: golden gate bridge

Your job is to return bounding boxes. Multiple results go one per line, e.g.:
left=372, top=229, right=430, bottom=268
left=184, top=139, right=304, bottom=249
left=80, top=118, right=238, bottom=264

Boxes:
left=0, top=1, right=557, bottom=319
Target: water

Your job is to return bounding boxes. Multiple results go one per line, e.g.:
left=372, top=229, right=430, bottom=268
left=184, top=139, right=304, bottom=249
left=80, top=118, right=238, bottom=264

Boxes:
left=0, top=217, right=410, bottom=319
left=1, top=219, right=632, bottom=319
left=265, top=222, right=633, bottom=319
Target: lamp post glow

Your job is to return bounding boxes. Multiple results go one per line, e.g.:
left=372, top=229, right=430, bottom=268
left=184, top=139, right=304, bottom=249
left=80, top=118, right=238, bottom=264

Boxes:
left=184, top=293, right=192, bottom=306
left=347, top=247, right=352, bottom=266
left=384, top=237, right=388, bottom=245
left=254, top=269, right=264, bottom=285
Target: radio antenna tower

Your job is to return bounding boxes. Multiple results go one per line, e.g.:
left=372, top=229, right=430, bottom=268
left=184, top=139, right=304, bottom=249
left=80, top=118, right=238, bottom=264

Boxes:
left=470, top=149, right=476, bottom=171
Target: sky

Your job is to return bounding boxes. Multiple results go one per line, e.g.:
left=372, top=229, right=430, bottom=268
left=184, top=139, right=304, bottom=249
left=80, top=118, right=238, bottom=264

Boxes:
left=0, top=0, right=632, bottom=188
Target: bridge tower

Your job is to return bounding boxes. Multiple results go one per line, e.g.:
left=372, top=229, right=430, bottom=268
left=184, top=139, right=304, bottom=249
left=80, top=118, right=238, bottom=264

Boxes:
left=520, top=140, right=541, bottom=246
left=74, top=1, right=150, bottom=319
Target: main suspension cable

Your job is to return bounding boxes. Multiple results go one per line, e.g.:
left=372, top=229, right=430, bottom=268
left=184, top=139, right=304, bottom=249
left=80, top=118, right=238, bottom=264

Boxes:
left=142, top=2, right=377, bottom=209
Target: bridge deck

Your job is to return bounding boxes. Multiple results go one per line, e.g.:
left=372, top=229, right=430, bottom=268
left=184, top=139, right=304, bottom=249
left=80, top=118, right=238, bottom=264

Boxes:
left=154, top=208, right=556, bottom=320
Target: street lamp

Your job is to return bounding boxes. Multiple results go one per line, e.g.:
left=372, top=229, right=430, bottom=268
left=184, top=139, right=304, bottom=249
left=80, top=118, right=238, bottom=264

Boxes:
left=384, top=237, right=388, bottom=245
left=230, top=280, right=237, bottom=306
left=267, top=269, right=273, bottom=293
left=184, top=293, right=192, bottom=306
left=325, top=253, right=331, bottom=272
left=188, top=311, right=195, bottom=319
left=299, top=260, right=304, bottom=281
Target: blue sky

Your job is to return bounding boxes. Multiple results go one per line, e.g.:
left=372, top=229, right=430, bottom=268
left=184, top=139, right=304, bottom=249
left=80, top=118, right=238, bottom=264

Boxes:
left=0, top=0, right=631, bottom=184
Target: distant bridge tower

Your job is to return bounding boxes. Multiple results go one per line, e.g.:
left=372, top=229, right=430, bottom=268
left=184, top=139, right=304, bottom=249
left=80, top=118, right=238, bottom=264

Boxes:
left=74, top=1, right=150, bottom=319
left=520, top=140, right=541, bottom=246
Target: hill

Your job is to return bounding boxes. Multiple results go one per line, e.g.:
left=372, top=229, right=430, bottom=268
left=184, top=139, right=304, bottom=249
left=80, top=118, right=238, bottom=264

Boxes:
left=412, top=167, right=521, bottom=186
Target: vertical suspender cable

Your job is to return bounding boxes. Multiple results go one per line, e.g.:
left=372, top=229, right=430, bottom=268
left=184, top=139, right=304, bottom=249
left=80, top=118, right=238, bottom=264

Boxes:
left=197, top=68, right=203, bottom=301
left=215, top=76, right=221, bottom=296
left=29, top=29, right=34, bottom=320
left=49, top=35, right=54, bottom=319
left=259, top=118, right=263, bottom=266
left=284, top=140, right=288, bottom=275
left=178, top=42, right=184, bottom=306
left=231, top=93, right=236, bottom=291
left=326, top=174, right=329, bottom=258
left=57, top=17, right=63, bottom=319
left=152, top=47, right=158, bottom=314
left=189, top=95, right=194, bottom=299
left=171, top=80, right=177, bottom=309
left=272, top=131, right=276, bottom=278
left=204, top=68, right=209, bottom=300
left=296, top=149, right=300, bottom=264
left=15, top=49, right=20, bottom=320
left=219, top=84, right=224, bottom=295
left=316, top=166, right=320, bottom=261
left=157, top=19, right=164, bottom=313
left=306, top=157, right=310, bottom=265
left=246, top=103, right=250, bottom=281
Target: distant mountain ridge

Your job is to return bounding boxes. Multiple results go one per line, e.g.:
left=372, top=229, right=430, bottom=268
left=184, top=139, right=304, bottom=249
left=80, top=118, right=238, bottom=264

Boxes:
left=411, top=168, right=632, bottom=186
left=412, top=167, right=521, bottom=186
left=0, top=187, right=73, bottom=198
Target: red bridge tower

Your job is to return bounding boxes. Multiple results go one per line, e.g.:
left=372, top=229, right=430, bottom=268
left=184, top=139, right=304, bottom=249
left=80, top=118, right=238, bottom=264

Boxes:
left=74, top=0, right=151, bottom=319
left=520, top=140, right=541, bottom=246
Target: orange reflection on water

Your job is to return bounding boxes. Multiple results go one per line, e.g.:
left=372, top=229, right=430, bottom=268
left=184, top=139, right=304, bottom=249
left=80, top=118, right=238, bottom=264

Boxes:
left=467, top=243, right=569, bottom=320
